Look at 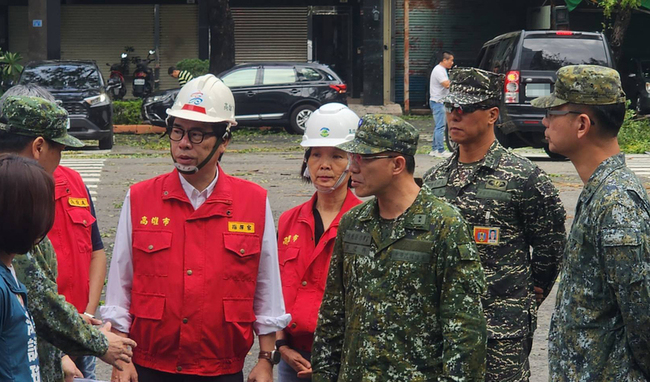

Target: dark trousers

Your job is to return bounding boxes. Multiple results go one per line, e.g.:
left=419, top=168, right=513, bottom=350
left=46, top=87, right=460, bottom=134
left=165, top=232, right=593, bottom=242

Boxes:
left=135, top=364, right=244, bottom=382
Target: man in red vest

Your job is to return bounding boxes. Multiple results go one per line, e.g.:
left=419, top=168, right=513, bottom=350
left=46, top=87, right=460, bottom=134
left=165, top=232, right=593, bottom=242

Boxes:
left=102, top=74, right=290, bottom=382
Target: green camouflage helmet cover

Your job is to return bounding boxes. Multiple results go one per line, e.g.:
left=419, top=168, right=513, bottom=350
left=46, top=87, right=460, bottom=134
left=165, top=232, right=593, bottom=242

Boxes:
left=336, top=114, right=418, bottom=155
left=441, top=67, right=505, bottom=105
left=0, top=95, right=83, bottom=147
left=531, top=65, right=626, bottom=108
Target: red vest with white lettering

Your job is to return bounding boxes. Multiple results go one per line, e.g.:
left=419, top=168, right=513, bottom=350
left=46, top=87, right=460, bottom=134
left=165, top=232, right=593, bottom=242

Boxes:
left=277, top=189, right=360, bottom=352
left=128, top=167, right=266, bottom=376
left=48, top=166, right=95, bottom=313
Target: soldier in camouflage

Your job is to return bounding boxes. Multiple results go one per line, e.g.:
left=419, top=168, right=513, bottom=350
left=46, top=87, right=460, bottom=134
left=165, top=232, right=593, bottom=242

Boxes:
left=311, top=114, right=487, bottom=382
left=532, top=65, right=650, bottom=380
left=0, top=95, right=137, bottom=382
left=423, top=68, right=567, bottom=382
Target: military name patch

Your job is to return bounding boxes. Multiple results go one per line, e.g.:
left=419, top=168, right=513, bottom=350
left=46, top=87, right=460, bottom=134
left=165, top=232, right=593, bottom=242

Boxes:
left=344, top=231, right=372, bottom=245
left=228, top=222, right=255, bottom=233
left=476, top=189, right=512, bottom=201
left=344, top=243, right=371, bottom=256
left=485, top=178, right=507, bottom=191
left=390, top=250, right=431, bottom=263
left=473, top=226, right=500, bottom=245
left=68, top=197, right=89, bottom=207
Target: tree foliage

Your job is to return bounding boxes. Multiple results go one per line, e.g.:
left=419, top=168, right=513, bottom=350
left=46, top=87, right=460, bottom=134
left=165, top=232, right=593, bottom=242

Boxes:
left=586, top=0, right=641, bottom=65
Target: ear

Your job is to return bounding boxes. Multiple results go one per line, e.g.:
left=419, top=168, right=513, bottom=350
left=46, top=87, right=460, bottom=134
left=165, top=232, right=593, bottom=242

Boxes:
left=392, top=155, right=407, bottom=176
left=31, top=137, right=46, bottom=160
left=575, top=114, right=592, bottom=140
left=487, top=107, right=500, bottom=125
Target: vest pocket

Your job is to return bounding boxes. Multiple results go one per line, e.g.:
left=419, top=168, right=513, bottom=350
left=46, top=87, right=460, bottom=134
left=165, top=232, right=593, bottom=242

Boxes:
left=132, top=230, right=173, bottom=276
left=66, top=207, right=96, bottom=228
left=223, top=233, right=261, bottom=258
left=130, top=291, right=165, bottom=320
left=223, top=298, right=256, bottom=323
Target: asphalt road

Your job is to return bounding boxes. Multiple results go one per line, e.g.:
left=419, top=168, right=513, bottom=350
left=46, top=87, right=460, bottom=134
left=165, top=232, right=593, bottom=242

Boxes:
left=66, top=120, right=647, bottom=381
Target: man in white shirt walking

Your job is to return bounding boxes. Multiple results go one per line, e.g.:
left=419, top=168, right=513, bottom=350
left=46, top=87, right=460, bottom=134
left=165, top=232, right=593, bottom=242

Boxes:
left=429, top=51, right=454, bottom=157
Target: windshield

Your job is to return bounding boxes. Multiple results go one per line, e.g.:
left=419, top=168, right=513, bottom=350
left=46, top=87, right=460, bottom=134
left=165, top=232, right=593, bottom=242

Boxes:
left=520, top=37, right=608, bottom=71
left=20, top=64, right=103, bottom=90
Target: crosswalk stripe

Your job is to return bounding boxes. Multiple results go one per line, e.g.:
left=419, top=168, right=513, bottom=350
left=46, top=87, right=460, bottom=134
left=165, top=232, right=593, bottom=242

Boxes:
left=59, top=159, right=105, bottom=198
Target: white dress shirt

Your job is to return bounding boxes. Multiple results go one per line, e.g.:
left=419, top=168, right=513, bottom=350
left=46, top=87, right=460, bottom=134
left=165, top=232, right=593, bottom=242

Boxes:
left=100, top=169, right=291, bottom=335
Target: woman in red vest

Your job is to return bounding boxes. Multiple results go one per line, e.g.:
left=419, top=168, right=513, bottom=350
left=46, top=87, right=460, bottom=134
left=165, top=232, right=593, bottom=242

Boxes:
left=276, top=103, right=362, bottom=381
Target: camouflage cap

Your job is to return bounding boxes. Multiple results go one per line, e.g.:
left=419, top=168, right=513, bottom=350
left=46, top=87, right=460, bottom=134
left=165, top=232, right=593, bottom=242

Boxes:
left=441, top=67, right=504, bottom=105
left=336, top=114, right=418, bottom=155
left=531, top=65, right=626, bottom=108
left=0, top=96, right=83, bottom=147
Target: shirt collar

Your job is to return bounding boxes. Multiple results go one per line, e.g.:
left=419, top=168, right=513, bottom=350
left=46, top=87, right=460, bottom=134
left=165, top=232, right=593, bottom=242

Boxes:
left=177, top=165, right=220, bottom=201
left=579, top=153, right=626, bottom=205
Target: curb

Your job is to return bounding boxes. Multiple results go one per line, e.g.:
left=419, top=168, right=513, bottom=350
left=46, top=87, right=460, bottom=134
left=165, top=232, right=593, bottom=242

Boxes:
left=114, top=125, right=166, bottom=134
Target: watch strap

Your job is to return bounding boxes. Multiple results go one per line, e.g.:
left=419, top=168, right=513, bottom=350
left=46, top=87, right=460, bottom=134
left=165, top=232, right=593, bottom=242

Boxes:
left=275, top=339, right=289, bottom=350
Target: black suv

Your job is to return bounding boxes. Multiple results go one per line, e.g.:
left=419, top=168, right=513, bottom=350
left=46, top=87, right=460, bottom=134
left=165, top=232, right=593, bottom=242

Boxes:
left=142, top=62, right=347, bottom=134
left=19, top=60, right=114, bottom=149
left=476, top=30, right=615, bottom=157
left=623, top=58, right=650, bottom=115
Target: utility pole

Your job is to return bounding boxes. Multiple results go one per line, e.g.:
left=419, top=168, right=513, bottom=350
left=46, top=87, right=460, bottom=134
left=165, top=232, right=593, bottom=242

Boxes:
left=403, top=0, right=410, bottom=113
left=28, top=0, right=60, bottom=60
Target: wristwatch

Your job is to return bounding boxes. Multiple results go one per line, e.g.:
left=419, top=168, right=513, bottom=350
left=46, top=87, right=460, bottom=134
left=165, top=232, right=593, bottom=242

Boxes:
left=258, top=350, right=281, bottom=366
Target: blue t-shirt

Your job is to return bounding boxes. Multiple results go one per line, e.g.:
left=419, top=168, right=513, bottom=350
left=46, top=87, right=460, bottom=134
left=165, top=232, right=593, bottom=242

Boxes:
left=0, top=262, right=40, bottom=382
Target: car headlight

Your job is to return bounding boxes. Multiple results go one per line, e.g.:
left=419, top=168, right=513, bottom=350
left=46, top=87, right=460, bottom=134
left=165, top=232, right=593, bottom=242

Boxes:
left=150, top=93, right=173, bottom=103
left=646, top=82, right=650, bottom=93
left=84, top=93, right=110, bottom=107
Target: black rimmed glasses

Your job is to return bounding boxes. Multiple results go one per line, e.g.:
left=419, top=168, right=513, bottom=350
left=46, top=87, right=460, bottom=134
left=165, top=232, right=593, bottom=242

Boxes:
left=168, top=127, right=217, bottom=144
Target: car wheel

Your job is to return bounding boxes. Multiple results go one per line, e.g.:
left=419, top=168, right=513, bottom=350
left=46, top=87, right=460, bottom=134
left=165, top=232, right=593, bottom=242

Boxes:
left=287, top=104, right=317, bottom=135
left=544, top=144, right=567, bottom=161
left=99, top=131, right=114, bottom=150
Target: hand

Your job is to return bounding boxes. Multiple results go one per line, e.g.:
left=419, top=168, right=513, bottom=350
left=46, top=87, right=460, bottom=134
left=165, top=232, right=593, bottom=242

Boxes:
left=62, top=355, right=83, bottom=382
left=534, top=286, right=545, bottom=305
left=98, top=322, right=137, bottom=369
left=247, top=360, right=273, bottom=382
left=79, top=312, right=102, bottom=326
left=279, top=347, right=312, bottom=377
left=111, top=361, right=138, bottom=382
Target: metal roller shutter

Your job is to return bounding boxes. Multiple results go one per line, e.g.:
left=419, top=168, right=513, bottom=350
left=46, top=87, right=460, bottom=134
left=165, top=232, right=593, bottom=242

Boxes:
left=8, top=6, right=28, bottom=56
left=61, top=4, right=155, bottom=98
left=232, top=7, right=308, bottom=64
left=159, top=4, right=199, bottom=91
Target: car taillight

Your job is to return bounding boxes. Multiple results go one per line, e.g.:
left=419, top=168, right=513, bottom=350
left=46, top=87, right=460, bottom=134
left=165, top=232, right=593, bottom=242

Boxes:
left=555, top=31, right=573, bottom=36
left=329, top=84, right=347, bottom=94
left=505, top=71, right=520, bottom=104
left=136, top=72, right=147, bottom=78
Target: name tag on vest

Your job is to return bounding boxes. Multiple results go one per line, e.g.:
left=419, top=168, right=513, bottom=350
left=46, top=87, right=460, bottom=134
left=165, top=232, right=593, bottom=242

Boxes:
left=344, top=231, right=372, bottom=245
left=476, top=189, right=512, bottom=201
left=390, top=250, right=431, bottom=263
left=68, top=197, right=89, bottom=207
left=228, top=222, right=255, bottom=233
left=344, top=243, right=371, bottom=256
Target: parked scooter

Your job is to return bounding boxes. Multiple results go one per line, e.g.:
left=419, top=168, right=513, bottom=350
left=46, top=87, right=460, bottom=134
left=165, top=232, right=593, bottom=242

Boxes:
left=132, top=49, right=156, bottom=98
left=105, top=47, right=133, bottom=100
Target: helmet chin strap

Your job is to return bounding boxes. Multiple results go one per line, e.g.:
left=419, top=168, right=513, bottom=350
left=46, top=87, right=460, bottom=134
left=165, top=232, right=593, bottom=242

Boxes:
left=172, top=128, right=229, bottom=174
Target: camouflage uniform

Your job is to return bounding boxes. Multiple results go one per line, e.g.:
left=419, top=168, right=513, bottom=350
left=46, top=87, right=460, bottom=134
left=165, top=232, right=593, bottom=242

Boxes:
left=311, top=115, right=487, bottom=382
left=532, top=66, right=650, bottom=380
left=0, top=97, right=107, bottom=382
left=424, top=68, right=567, bottom=382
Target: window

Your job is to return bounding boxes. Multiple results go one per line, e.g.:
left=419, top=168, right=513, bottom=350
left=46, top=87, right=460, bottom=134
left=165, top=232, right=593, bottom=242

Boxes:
left=520, top=37, right=608, bottom=71
left=478, top=45, right=496, bottom=71
left=298, top=67, right=322, bottom=81
left=222, top=69, right=257, bottom=87
left=262, top=68, right=296, bottom=85
left=490, top=38, right=516, bottom=74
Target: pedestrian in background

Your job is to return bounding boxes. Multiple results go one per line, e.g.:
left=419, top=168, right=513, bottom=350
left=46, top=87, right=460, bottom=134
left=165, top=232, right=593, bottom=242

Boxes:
left=311, top=114, right=487, bottom=381
left=0, top=95, right=137, bottom=382
left=533, top=64, right=650, bottom=381
left=424, top=67, right=566, bottom=382
left=168, top=66, right=194, bottom=87
left=276, top=103, right=361, bottom=381
left=0, top=154, right=54, bottom=382
left=429, top=50, right=454, bottom=158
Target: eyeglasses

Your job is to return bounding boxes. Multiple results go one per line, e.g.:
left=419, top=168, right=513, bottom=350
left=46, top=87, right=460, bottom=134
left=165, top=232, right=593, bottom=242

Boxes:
left=348, top=153, right=397, bottom=164
left=444, top=103, right=492, bottom=115
left=168, top=127, right=216, bottom=144
left=545, top=109, right=596, bottom=125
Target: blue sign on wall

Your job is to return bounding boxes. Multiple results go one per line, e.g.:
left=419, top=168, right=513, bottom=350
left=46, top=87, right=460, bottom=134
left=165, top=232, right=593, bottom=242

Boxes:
left=32, top=20, right=43, bottom=27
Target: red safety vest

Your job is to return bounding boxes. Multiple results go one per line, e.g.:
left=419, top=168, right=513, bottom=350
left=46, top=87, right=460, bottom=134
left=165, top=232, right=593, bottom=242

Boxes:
left=277, top=189, right=360, bottom=352
left=48, top=166, right=95, bottom=313
left=128, top=167, right=267, bottom=376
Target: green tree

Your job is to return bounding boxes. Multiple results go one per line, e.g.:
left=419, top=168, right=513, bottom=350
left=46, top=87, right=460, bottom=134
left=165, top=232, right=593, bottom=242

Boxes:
left=0, top=51, right=24, bottom=82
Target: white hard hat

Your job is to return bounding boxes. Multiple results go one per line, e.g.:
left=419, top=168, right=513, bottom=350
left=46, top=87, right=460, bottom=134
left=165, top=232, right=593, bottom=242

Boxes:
left=166, top=74, right=238, bottom=126
left=301, top=103, right=359, bottom=147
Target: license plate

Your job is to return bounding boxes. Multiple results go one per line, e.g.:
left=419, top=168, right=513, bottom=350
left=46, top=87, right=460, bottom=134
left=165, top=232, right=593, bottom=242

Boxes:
left=526, top=83, right=551, bottom=98
left=134, top=79, right=145, bottom=85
